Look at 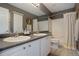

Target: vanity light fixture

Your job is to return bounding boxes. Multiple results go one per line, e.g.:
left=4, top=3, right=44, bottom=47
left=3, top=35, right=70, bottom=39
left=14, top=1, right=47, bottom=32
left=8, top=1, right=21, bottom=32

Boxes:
left=32, top=3, right=40, bottom=7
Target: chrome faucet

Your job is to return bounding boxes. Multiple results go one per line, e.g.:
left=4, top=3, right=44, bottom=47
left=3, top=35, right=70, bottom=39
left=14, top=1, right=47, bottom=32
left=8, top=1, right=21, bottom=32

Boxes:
left=15, top=31, right=19, bottom=37
left=15, top=33, right=19, bottom=37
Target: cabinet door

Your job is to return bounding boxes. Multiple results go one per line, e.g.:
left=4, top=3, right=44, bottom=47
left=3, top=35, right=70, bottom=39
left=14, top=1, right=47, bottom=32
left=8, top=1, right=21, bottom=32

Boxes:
left=46, top=36, right=51, bottom=55
left=40, top=36, right=51, bottom=56
left=11, top=45, right=28, bottom=56
left=0, top=44, right=28, bottom=56
left=27, top=40, right=40, bottom=56
left=12, top=48, right=27, bottom=56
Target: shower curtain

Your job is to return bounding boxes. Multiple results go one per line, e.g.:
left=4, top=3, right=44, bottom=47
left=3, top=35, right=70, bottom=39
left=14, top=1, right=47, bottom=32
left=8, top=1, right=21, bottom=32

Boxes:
left=64, top=12, right=76, bottom=50
left=48, top=17, right=52, bottom=35
left=75, top=19, right=79, bottom=41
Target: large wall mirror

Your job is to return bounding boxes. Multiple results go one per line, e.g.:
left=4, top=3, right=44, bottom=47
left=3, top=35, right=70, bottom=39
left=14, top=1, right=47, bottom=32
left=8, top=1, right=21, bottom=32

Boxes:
left=13, top=11, right=23, bottom=33
left=0, top=7, right=10, bottom=34
left=33, top=19, right=39, bottom=33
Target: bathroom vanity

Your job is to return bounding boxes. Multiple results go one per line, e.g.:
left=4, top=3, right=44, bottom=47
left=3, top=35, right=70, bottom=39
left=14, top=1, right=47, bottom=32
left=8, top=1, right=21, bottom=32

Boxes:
left=0, top=33, right=51, bottom=56
left=0, top=6, right=51, bottom=56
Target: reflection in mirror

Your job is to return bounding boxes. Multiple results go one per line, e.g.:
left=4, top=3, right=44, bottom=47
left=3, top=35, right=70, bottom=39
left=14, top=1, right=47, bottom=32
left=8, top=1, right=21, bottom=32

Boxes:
left=13, top=11, right=23, bottom=33
left=0, top=7, right=10, bottom=34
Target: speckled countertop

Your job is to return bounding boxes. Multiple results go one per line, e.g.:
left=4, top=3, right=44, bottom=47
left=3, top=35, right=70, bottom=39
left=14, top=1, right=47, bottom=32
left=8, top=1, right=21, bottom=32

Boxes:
left=0, top=34, right=48, bottom=52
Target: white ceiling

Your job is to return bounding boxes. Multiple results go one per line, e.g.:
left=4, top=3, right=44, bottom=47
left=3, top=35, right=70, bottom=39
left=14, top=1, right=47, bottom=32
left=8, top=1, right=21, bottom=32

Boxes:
left=43, top=3, right=75, bottom=13
left=10, top=3, right=45, bottom=16
left=10, top=3, right=75, bottom=16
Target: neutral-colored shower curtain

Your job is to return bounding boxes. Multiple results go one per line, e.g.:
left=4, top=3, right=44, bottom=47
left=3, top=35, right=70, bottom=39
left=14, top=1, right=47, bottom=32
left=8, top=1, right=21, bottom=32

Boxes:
left=75, top=19, right=79, bottom=41
left=48, top=17, right=52, bottom=35
left=64, top=12, right=76, bottom=50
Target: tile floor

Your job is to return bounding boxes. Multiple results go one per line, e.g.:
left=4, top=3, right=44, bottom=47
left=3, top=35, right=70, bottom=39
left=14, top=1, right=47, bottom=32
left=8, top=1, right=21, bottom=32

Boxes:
left=50, top=44, right=79, bottom=56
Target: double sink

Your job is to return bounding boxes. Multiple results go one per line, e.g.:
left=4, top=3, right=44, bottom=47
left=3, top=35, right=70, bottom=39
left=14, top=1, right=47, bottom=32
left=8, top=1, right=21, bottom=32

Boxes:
left=3, top=33, right=47, bottom=42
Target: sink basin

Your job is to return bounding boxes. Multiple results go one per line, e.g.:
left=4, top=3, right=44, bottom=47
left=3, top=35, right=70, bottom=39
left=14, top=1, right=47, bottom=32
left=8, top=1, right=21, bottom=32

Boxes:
left=33, top=33, right=47, bottom=36
left=3, top=36, right=31, bottom=42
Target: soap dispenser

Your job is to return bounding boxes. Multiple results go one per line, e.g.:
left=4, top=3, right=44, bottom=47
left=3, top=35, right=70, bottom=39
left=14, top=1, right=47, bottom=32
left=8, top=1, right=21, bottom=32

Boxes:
left=24, top=28, right=27, bottom=34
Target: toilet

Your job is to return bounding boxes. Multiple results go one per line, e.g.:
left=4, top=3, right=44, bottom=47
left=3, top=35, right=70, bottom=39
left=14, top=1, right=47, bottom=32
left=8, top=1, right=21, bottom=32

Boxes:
left=50, top=38, right=60, bottom=49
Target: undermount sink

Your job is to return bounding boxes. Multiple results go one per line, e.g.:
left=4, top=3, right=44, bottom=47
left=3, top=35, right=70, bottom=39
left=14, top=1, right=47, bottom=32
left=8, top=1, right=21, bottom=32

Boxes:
left=33, top=33, right=47, bottom=36
left=3, top=36, right=31, bottom=42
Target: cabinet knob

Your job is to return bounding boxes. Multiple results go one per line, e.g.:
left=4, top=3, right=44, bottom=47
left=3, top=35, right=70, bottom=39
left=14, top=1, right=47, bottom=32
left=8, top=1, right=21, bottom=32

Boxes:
left=28, top=45, right=31, bottom=47
left=23, top=47, right=26, bottom=49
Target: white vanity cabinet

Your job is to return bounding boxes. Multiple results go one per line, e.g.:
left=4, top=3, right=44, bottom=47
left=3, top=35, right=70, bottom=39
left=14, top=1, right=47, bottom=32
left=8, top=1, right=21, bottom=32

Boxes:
left=40, top=36, right=51, bottom=56
left=0, top=36, right=50, bottom=56
left=13, top=40, right=40, bottom=56
left=0, top=39, right=40, bottom=56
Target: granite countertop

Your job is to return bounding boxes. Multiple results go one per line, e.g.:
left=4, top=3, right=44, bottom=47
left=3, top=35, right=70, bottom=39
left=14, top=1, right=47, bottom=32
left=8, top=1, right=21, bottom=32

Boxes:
left=0, top=34, right=48, bottom=52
